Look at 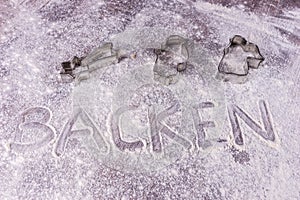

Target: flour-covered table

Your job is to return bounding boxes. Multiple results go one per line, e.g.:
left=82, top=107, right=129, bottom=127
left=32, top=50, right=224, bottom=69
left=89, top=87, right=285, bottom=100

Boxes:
left=0, top=0, right=299, bottom=199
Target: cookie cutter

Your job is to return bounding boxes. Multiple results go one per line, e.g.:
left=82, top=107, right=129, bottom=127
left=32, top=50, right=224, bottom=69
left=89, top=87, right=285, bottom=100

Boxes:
left=217, top=35, right=264, bottom=82
left=153, top=35, right=190, bottom=85
left=60, top=43, right=120, bottom=84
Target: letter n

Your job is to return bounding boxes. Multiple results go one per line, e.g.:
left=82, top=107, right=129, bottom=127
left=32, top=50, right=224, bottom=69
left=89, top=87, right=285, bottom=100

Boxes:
left=227, top=100, right=276, bottom=146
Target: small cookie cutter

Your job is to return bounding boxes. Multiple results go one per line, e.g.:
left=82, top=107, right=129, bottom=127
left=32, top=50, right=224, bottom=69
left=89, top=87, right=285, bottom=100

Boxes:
left=217, top=35, right=264, bottom=83
left=153, top=35, right=190, bottom=85
left=60, top=43, right=120, bottom=84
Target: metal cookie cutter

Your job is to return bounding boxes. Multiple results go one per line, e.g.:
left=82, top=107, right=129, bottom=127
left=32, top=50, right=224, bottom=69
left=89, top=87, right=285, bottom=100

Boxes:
left=60, top=43, right=120, bottom=84
left=217, top=35, right=264, bottom=83
left=153, top=35, right=190, bottom=85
